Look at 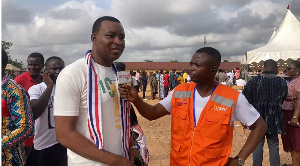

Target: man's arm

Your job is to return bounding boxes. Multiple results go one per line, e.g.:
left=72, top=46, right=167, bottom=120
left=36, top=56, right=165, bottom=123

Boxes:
left=2, top=84, right=34, bottom=148
left=237, top=117, right=266, bottom=159
left=30, top=71, right=54, bottom=120
left=119, top=84, right=169, bottom=120
left=290, top=91, right=300, bottom=127
left=55, top=116, right=133, bottom=166
left=226, top=117, right=266, bottom=166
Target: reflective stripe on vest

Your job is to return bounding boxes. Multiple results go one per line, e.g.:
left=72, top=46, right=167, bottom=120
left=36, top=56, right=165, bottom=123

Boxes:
left=211, top=94, right=235, bottom=108
left=173, top=91, right=192, bottom=98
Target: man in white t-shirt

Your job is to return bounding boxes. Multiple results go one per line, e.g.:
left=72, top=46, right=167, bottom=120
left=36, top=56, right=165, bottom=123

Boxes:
left=227, top=70, right=234, bottom=86
left=54, top=16, right=138, bottom=166
left=235, top=77, right=247, bottom=92
left=28, top=56, right=67, bottom=166
left=119, top=47, right=267, bottom=165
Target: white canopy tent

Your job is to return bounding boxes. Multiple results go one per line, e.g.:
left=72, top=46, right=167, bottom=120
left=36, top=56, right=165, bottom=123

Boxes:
left=245, top=7, right=300, bottom=64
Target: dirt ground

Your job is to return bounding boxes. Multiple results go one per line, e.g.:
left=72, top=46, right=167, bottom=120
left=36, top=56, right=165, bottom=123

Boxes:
left=135, top=86, right=292, bottom=166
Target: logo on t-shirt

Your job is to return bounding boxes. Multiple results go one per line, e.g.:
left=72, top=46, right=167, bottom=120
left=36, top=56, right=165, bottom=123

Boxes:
left=99, top=77, right=121, bottom=130
left=99, top=78, right=116, bottom=97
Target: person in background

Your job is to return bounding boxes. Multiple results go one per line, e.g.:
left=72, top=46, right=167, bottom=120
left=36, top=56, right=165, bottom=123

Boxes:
left=241, top=65, right=249, bottom=83
left=186, top=70, right=191, bottom=83
left=164, top=70, right=169, bottom=98
left=243, top=59, right=288, bottom=166
left=131, top=72, right=139, bottom=92
left=119, top=47, right=266, bottom=166
left=169, top=69, right=176, bottom=90
left=9, top=70, right=16, bottom=79
left=141, top=70, right=148, bottom=100
left=234, top=67, right=240, bottom=80
left=2, top=49, right=34, bottom=166
left=170, top=74, right=178, bottom=91
left=281, top=60, right=300, bottom=166
left=136, top=70, right=141, bottom=92
left=28, top=56, right=67, bottom=166
left=150, top=72, right=158, bottom=100
left=226, top=69, right=234, bottom=86
left=182, top=69, right=188, bottom=83
left=158, top=70, right=164, bottom=100
left=216, top=69, right=228, bottom=84
left=14, top=52, right=44, bottom=165
left=235, top=76, right=247, bottom=92
left=54, top=16, right=138, bottom=166
left=177, top=72, right=185, bottom=84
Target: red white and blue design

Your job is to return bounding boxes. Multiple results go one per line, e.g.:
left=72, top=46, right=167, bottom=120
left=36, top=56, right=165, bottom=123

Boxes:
left=85, top=50, right=131, bottom=158
left=132, top=124, right=150, bottom=165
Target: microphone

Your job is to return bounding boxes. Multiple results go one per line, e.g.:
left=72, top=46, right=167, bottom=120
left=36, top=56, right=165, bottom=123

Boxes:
left=118, top=71, right=132, bottom=85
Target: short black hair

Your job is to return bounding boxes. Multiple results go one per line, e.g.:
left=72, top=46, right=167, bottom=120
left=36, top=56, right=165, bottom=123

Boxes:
left=195, top=47, right=221, bottom=66
left=28, top=52, right=44, bottom=64
left=92, top=16, right=121, bottom=33
left=45, top=56, right=64, bottom=69
left=291, top=60, right=300, bottom=69
left=2, top=49, right=8, bottom=69
left=264, top=59, right=277, bottom=68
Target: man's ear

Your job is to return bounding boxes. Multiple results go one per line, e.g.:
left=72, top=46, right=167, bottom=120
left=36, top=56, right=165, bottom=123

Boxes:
left=91, top=33, right=96, bottom=42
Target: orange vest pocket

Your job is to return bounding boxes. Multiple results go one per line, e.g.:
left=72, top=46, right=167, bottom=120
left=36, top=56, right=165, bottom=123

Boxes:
left=171, top=109, right=188, bottom=141
left=204, top=146, right=231, bottom=158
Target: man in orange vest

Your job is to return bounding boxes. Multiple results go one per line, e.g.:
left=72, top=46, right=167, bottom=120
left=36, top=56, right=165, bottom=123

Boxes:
left=119, top=47, right=267, bottom=166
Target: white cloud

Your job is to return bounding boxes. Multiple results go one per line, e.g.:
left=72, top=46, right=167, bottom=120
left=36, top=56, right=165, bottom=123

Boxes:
left=2, top=0, right=299, bottom=67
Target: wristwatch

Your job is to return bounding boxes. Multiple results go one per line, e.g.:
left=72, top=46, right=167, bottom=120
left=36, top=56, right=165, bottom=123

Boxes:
left=235, top=156, right=245, bottom=166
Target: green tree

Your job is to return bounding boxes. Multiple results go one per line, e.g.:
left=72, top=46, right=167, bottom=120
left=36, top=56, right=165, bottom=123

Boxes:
left=223, top=60, right=229, bottom=62
left=2, top=40, right=23, bottom=69
left=11, top=59, right=23, bottom=69
left=144, top=60, right=153, bottom=62
left=170, top=60, right=178, bottom=62
left=2, top=41, right=13, bottom=63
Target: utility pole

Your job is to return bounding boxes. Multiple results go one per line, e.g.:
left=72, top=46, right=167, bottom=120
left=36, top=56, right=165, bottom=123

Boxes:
left=204, top=36, right=207, bottom=47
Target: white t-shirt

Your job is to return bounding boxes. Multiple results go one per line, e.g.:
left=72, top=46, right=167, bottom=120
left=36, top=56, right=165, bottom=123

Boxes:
left=54, top=58, right=122, bottom=166
left=160, top=88, right=260, bottom=126
left=132, top=76, right=138, bottom=86
left=186, top=75, right=191, bottom=83
left=227, top=72, right=234, bottom=82
left=236, top=79, right=246, bottom=87
left=28, top=82, right=58, bottom=150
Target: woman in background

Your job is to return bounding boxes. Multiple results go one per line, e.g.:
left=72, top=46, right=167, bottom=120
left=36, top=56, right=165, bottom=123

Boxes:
left=158, top=70, right=164, bottom=100
left=282, top=60, right=300, bottom=166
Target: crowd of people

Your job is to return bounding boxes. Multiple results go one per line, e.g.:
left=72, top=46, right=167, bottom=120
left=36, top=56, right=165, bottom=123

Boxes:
left=129, top=69, right=192, bottom=101
left=1, top=16, right=300, bottom=166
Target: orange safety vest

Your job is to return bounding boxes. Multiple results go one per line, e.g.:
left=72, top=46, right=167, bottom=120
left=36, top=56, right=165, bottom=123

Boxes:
left=170, top=83, right=239, bottom=166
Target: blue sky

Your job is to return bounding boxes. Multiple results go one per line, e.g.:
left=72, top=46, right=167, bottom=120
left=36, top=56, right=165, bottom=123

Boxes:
left=2, top=0, right=300, bottom=66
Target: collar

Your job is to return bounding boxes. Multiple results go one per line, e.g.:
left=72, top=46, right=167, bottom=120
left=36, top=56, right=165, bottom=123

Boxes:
left=25, top=71, right=43, bottom=82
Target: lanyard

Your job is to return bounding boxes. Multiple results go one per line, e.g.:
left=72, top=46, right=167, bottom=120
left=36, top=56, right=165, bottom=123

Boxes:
left=193, top=83, right=218, bottom=128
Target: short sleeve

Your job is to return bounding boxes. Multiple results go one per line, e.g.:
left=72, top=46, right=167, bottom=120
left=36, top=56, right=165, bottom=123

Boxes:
left=28, top=84, right=43, bottom=100
left=232, top=93, right=260, bottom=126
left=159, top=90, right=174, bottom=113
left=296, top=79, right=300, bottom=92
left=54, top=70, right=82, bottom=116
